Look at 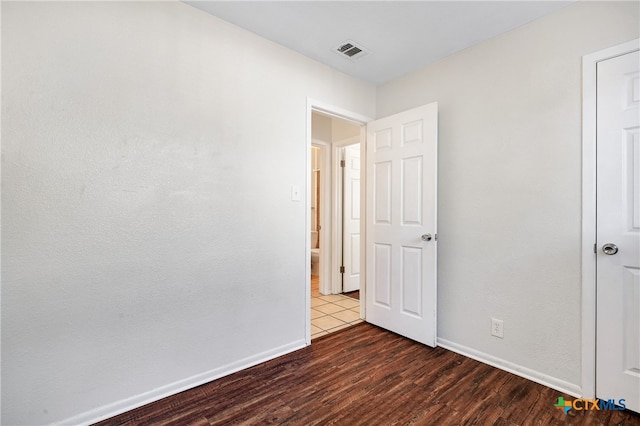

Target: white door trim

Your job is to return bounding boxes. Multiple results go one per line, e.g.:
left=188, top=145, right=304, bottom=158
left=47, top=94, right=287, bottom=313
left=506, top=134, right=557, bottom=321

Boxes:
left=581, top=38, right=640, bottom=399
left=305, top=98, right=372, bottom=344
left=311, top=139, right=331, bottom=296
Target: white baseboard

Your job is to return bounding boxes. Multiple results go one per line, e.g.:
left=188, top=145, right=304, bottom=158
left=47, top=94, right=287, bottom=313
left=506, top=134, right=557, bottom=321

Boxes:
left=437, top=338, right=582, bottom=398
left=54, top=340, right=307, bottom=426
left=54, top=336, right=582, bottom=425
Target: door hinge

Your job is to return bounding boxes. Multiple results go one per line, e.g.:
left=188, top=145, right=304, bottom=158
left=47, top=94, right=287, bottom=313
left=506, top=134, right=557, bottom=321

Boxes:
left=340, top=160, right=346, bottom=168
left=594, top=243, right=597, bottom=254
left=339, top=266, right=345, bottom=274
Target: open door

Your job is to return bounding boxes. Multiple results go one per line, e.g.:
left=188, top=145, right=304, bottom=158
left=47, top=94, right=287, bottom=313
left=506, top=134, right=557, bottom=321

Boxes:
left=365, top=103, right=438, bottom=347
left=595, top=49, right=640, bottom=413
left=342, top=143, right=361, bottom=293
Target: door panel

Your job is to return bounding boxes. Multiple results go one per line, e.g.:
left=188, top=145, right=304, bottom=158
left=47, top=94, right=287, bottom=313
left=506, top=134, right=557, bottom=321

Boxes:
left=401, top=246, right=422, bottom=317
left=622, top=268, right=639, bottom=374
left=596, top=50, right=640, bottom=412
left=366, top=103, right=438, bottom=347
left=402, top=156, right=423, bottom=225
left=374, top=161, right=392, bottom=224
left=374, top=243, right=392, bottom=306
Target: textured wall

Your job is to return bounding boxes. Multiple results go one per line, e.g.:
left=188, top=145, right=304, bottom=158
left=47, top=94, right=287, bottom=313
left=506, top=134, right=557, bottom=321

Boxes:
left=377, top=1, right=639, bottom=390
left=1, top=1, right=374, bottom=424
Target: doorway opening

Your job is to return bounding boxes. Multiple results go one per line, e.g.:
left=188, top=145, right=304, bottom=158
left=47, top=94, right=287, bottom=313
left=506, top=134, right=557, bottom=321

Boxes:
left=306, top=99, right=439, bottom=347
left=309, top=110, right=364, bottom=340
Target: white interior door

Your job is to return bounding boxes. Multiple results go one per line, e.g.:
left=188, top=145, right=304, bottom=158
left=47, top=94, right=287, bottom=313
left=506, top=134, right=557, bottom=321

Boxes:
left=596, top=49, right=640, bottom=412
left=343, top=143, right=361, bottom=293
left=365, top=103, right=438, bottom=346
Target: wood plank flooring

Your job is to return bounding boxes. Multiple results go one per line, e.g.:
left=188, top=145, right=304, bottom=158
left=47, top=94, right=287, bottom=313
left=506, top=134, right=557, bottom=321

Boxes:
left=95, top=323, right=640, bottom=425
left=343, top=290, right=359, bottom=300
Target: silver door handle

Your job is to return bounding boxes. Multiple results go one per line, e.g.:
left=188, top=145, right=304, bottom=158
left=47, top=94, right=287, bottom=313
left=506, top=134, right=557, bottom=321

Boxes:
left=421, top=234, right=432, bottom=242
left=602, top=243, right=618, bottom=255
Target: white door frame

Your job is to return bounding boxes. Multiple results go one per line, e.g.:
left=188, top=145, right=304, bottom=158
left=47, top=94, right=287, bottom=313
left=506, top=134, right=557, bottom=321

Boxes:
left=311, top=138, right=331, bottom=296
left=305, top=98, right=372, bottom=344
left=581, top=38, right=640, bottom=399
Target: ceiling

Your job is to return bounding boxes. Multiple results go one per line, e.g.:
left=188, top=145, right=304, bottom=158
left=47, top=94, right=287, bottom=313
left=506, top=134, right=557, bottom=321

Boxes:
left=184, top=1, right=575, bottom=85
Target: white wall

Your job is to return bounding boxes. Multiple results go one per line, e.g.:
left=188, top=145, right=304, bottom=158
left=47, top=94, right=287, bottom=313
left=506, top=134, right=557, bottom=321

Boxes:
left=312, top=112, right=360, bottom=143
left=0, top=1, right=374, bottom=424
left=377, top=1, right=639, bottom=392
left=311, top=112, right=332, bottom=142
left=4, top=0, right=638, bottom=423
left=331, top=117, right=361, bottom=142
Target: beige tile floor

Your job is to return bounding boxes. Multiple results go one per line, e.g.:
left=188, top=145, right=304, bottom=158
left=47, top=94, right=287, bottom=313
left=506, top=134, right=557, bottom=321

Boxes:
left=311, top=275, right=362, bottom=339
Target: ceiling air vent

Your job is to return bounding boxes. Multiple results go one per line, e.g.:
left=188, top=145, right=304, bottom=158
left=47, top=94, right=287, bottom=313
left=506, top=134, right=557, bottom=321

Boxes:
left=334, top=40, right=369, bottom=61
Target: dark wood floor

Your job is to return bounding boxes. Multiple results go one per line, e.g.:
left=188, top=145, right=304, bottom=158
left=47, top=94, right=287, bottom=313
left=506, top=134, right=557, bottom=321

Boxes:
left=96, top=323, right=639, bottom=425
left=343, top=290, right=359, bottom=300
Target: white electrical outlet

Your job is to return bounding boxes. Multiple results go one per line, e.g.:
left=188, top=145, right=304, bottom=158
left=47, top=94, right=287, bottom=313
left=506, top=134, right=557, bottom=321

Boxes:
left=491, top=318, right=504, bottom=338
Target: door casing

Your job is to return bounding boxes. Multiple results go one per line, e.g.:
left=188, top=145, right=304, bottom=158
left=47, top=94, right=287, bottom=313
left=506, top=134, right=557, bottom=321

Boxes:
left=311, top=139, right=330, bottom=296
left=581, top=38, right=640, bottom=399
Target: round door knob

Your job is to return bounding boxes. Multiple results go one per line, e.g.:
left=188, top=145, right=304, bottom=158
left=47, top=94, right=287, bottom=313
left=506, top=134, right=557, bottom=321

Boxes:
left=602, top=243, right=619, bottom=255
left=421, top=234, right=432, bottom=241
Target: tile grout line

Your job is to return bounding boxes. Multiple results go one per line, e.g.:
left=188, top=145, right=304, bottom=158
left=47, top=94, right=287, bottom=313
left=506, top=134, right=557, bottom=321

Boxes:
left=311, top=300, right=360, bottom=336
left=311, top=275, right=360, bottom=338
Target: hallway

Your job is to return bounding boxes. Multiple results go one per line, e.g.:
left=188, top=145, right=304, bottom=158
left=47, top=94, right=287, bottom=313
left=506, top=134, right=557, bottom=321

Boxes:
left=310, top=275, right=362, bottom=339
